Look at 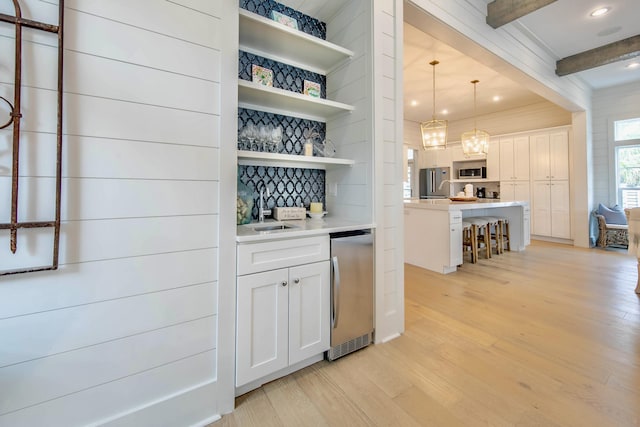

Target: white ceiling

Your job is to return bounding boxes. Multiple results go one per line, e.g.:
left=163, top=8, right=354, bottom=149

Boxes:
left=405, top=0, right=640, bottom=123
left=279, top=0, right=640, bottom=123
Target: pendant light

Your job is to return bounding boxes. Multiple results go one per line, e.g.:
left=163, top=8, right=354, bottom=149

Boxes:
left=461, top=79, right=489, bottom=157
left=421, top=60, right=448, bottom=150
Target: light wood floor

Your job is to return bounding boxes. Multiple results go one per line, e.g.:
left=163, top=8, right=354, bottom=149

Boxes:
left=213, top=241, right=640, bottom=426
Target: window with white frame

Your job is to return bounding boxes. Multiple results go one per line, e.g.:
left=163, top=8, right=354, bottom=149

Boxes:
left=614, top=118, right=640, bottom=208
left=403, top=147, right=416, bottom=198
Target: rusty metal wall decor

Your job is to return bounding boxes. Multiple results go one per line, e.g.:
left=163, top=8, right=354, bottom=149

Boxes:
left=0, top=0, right=64, bottom=275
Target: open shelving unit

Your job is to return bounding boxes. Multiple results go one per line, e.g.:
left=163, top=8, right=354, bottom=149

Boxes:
left=237, top=8, right=356, bottom=169
left=238, top=80, right=353, bottom=123
left=239, top=9, right=353, bottom=75
left=237, top=150, right=354, bottom=170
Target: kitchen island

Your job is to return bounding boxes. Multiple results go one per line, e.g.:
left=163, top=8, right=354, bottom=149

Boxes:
left=404, top=199, right=530, bottom=274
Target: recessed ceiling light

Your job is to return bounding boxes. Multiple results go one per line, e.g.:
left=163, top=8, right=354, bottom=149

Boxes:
left=410, top=100, right=418, bottom=106
left=441, top=109, right=449, bottom=115
left=627, top=62, right=640, bottom=69
left=590, top=7, right=611, bottom=17
left=493, top=95, right=501, bottom=102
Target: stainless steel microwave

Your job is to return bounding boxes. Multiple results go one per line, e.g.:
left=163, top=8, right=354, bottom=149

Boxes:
left=458, top=167, right=486, bottom=179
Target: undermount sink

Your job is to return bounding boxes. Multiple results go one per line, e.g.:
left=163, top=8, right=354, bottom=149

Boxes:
left=248, top=222, right=299, bottom=233
left=253, top=224, right=294, bottom=232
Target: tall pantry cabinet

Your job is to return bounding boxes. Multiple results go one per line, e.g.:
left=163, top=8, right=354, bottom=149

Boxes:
left=499, top=136, right=530, bottom=202
left=530, top=130, right=570, bottom=239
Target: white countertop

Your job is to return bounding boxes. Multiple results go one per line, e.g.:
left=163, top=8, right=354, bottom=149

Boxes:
left=403, top=198, right=529, bottom=211
left=236, top=217, right=376, bottom=243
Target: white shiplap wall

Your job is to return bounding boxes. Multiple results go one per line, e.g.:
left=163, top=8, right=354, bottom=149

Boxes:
left=326, top=0, right=373, bottom=223
left=324, top=0, right=405, bottom=342
left=374, top=0, right=405, bottom=342
left=0, top=1, right=231, bottom=425
left=592, top=81, right=640, bottom=207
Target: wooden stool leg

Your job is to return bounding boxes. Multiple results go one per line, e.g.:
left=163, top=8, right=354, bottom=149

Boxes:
left=471, top=224, right=478, bottom=263
left=497, top=220, right=504, bottom=254
left=503, top=221, right=511, bottom=251
left=483, top=225, right=491, bottom=259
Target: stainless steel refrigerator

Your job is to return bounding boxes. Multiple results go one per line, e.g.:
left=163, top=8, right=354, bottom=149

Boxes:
left=326, top=230, right=374, bottom=361
left=419, top=167, right=450, bottom=198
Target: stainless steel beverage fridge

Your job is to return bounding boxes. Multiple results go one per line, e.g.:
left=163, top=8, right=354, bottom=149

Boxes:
left=326, top=229, right=374, bottom=361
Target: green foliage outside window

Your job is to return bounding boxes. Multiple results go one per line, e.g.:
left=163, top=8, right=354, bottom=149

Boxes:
left=618, top=146, right=640, bottom=187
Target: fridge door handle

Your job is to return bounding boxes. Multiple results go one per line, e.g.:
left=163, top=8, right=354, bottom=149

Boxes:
left=331, top=255, right=341, bottom=329
left=431, top=170, right=435, bottom=193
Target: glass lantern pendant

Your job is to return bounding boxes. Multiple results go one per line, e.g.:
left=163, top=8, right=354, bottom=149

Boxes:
left=421, top=60, right=448, bottom=150
left=461, top=79, right=489, bottom=157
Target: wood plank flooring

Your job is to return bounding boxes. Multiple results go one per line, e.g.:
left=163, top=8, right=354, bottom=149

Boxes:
left=213, top=241, right=640, bottom=426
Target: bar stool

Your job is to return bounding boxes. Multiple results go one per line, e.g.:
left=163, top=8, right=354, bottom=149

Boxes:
left=497, top=217, right=511, bottom=252
left=466, top=217, right=491, bottom=261
left=462, top=221, right=476, bottom=263
left=475, top=216, right=502, bottom=255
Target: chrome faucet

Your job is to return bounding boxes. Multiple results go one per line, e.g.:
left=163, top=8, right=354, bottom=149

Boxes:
left=258, top=184, right=271, bottom=222
left=438, top=179, right=450, bottom=190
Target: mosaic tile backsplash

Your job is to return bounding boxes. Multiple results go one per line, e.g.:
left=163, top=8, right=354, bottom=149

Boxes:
left=239, top=166, right=325, bottom=220
left=240, top=0, right=326, bottom=39
left=239, top=51, right=326, bottom=99
left=238, top=0, right=329, bottom=222
left=238, top=108, right=325, bottom=155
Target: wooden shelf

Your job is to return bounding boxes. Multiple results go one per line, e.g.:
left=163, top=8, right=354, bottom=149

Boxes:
left=239, top=9, right=354, bottom=75
left=238, top=80, right=354, bottom=122
left=238, top=150, right=354, bottom=170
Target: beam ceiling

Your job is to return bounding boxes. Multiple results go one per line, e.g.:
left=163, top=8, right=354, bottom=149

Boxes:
left=556, top=35, right=640, bottom=76
left=486, top=0, right=557, bottom=29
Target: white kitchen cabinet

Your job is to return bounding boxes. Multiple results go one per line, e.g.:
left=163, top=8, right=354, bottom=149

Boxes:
left=288, top=262, right=330, bottom=365
left=500, top=181, right=530, bottom=202
left=404, top=208, right=462, bottom=274
left=449, top=212, right=463, bottom=267
left=530, top=131, right=569, bottom=181
left=530, top=129, right=570, bottom=239
left=499, top=136, right=529, bottom=181
left=236, top=268, right=288, bottom=387
left=421, top=147, right=451, bottom=169
left=236, top=260, right=329, bottom=387
left=532, top=180, right=570, bottom=239
left=236, top=235, right=330, bottom=389
left=486, top=139, right=500, bottom=181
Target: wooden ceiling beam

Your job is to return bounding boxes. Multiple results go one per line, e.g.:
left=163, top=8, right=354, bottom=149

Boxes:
left=556, top=35, right=640, bottom=76
left=486, top=0, right=558, bottom=28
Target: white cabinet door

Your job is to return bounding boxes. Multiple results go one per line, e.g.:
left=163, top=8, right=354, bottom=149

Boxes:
left=236, top=269, right=289, bottom=387
left=530, top=134, right=551, bottom=181
left=421, top=148, right=451, bottom=168
left=532, top=181, right=551, bottom=236
left=288, top=261, right=330, bottom=365
left=513, top=136, right=530, bottom=180
left=486, top=139, right=500, bottom=181
left=549, top=131, right=569, bottom=180
left=500, top=136, right=529, bottom=180
left=550, top=180, right=570, bottom=238
left=449, top=212, right=463, bottom=267
left=450, top=145, right=465, bottom=162
left=530, top=131, right=568, bottom=181
left=513, top=181, right=530, bottom=202
left=500, top=181, right=529, bottom=202
left=499, top=138, right=515, bottom=181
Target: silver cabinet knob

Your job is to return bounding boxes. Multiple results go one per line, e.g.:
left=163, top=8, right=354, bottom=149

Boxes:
left=294, top=278, right=300, bottom=284
left=281, top=281, right=287, bottom=287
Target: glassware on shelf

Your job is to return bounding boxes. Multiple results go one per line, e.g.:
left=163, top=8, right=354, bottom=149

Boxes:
left=245, top=123, right=258, bottom=151
left=271, top=125, right=283, bottom=153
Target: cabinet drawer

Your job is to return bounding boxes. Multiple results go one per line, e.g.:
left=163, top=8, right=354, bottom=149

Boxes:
left=237, top=235, right=330, bottom=275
